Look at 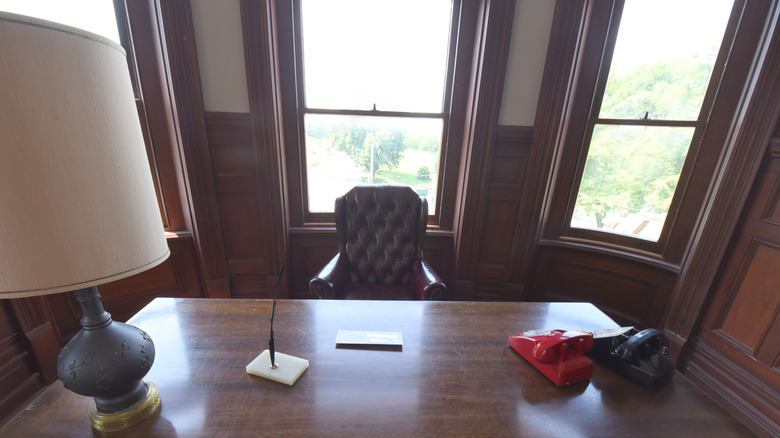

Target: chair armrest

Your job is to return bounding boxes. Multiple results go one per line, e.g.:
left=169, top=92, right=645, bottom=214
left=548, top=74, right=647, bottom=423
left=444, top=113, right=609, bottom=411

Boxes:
left=309, top=254, right=350, bottom=299
left=411, top=259, right=448, bottom=300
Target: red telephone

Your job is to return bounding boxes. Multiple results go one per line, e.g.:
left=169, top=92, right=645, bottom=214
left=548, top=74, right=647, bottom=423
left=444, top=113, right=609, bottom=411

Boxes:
left=508, top=330, right=595, bottom=386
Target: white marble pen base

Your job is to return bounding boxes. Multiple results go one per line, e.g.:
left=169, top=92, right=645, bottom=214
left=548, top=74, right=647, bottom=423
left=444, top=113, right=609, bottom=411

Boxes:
left=246, top=349, right=309, bottom=385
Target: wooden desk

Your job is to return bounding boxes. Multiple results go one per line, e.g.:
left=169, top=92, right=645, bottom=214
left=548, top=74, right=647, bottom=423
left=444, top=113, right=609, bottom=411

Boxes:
left=0, top=299, right=752, bottom=437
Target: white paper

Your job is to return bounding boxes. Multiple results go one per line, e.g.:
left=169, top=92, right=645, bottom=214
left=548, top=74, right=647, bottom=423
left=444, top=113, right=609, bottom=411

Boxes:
left=335, top=330, right=403, bottom=346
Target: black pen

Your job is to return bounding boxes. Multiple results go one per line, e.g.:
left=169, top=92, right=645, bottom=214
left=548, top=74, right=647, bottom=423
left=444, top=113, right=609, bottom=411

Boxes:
left=269, top=264, right=285, bottom=368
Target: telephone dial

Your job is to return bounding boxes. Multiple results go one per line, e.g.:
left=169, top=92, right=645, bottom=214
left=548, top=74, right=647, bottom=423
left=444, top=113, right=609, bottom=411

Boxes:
left=588, top=327, right=675, bottom=389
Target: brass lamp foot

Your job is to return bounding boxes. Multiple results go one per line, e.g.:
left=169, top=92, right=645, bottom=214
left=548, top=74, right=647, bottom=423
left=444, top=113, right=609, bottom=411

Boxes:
left=88, top=381, right=161, bottom=432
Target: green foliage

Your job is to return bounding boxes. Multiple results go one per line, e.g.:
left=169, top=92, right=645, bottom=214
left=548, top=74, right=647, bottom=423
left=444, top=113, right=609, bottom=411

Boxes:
left=576, top=58, right=714, bottom=227
left=578, top=125, right=691, bottom=222
left=326, top=122, right=404, bottom=182
left=417, top=166, right=431, bottom=181
left=359, top=130, right=404, bottom=181
left=600, top=58, right=713, bottom=120
left=328, top=124, right=367, bottom=161
left=403, top=134, right=440, bottom=152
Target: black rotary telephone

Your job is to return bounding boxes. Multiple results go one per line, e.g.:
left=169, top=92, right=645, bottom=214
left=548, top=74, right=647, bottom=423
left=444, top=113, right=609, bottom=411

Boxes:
left=588, top=327, right=675, bottom=389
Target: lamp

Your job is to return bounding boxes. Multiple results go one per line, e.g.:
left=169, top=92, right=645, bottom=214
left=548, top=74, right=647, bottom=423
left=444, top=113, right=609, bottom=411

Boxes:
left=0, top=12, right=169, bottom=431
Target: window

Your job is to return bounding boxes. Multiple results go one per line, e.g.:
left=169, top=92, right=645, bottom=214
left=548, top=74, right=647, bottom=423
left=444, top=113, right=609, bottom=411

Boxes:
left=540, top=0, right=746, bottom=259
left=570, top=0, right=734, bottom=242
left=281, top=0, right=461, bottom=225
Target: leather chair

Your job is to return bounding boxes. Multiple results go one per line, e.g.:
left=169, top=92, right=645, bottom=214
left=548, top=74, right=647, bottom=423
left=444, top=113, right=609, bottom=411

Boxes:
left=309, top=184, right=447, bottom=300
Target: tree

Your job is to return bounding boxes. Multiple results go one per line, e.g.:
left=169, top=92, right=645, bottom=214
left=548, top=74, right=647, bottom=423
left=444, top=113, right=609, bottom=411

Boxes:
left=358, top=130, right=404, bottom=182
left=326, top=121, right=404, bottom=182
left=575, top=58, right=713, bottom=228
left=328, top=124, right=367, bottom=161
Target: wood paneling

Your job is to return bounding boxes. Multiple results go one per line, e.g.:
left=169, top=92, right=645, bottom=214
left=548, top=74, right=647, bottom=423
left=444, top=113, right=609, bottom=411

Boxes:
left=157, top=0, right=231, bottom=299
left=7, top=298, right=60, bottom=384
left=240, top=0, right=288, bottom=286
left=205, top=112, right=273, bottom=298
left=0, top=301, right=47, bottom=428
left=117, top=0, right=189, bottom=232
left=288, top=231, right=339, bottom=299
left=528, top=245, right=676, bottom=328
left=686, top=139, right=780, bottom=438
left=662, top=0, right=780, bottom=352
left=459, top=126, right=533, bottom=301
left=452, top=0, right=518, bottom=300
left=720, top=243, right=780, bottom=351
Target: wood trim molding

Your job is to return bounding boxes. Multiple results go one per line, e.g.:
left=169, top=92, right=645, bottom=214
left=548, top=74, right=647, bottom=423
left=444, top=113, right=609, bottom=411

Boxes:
left=117, top=0, right=189, bottom=232
left=662, top=1, right=780, bottom=355
left=514, top=0, right=589, bottom=291
left=8, top=297, right=60, bottom=383
left=157, top=0, right=230, bottom=298
left=240, top=0, right=288, bottom=289
left=453, top=0, right=517, bottom=276
left=685, top=330, right=780, bottom=438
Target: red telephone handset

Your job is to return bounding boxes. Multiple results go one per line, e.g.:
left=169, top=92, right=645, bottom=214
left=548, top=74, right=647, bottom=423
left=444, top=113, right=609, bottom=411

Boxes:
left=509, top=329, right=595, bottom=386
left=533, top=331, right=595, bottom=363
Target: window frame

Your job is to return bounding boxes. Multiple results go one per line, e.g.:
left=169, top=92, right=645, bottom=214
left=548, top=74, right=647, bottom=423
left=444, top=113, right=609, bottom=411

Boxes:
left=543, top=0, right=744, bottom=261
left=113, top=0, right=188, bottom=232
left=277, top=0, right=469, bottom=229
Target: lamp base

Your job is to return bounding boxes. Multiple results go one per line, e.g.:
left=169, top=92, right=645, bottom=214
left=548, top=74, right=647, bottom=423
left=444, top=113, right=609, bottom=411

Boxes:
left=88, top=381, right=161, bottom=432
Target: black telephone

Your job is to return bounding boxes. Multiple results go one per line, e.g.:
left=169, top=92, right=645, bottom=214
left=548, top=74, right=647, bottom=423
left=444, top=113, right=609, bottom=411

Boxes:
left=588, top=328, right=675, bottom=389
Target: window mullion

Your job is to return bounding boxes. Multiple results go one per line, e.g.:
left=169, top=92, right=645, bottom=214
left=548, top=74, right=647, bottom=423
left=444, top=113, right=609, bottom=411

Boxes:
left=305, top=108, right=446, bottom=120
left=593, top=118, right=703, bottom=128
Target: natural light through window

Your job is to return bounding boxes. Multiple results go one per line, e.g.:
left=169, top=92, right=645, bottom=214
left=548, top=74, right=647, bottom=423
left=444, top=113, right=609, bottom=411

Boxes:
left=300, top=0, right=452, bottom=213
left=570, top=0, right=733, bottom=241
left=0, top=0, right=119, bottom=43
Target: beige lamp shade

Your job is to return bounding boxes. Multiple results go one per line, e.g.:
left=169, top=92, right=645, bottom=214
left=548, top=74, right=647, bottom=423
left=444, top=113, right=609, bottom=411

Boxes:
left=0, top=12, right=169, bottom=297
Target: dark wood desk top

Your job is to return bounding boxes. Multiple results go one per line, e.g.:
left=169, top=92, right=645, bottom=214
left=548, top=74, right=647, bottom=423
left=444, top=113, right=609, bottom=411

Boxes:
left=0, top=299, right=752, bottom=437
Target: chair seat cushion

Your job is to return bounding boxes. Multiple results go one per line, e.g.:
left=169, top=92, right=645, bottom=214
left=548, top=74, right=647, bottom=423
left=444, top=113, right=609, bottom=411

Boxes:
left=341, top=284, right=417, bottom=300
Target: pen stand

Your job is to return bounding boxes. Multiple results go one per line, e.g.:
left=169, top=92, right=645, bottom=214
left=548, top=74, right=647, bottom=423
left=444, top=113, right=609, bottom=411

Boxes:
left=508, top=330, right=594, bottom=386
left=246, top=349, right=308, bottom=386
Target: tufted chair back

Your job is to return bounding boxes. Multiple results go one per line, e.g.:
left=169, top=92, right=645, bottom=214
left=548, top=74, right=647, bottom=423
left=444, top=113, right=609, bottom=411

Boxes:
left=309, top=184, right=446, bottom=300
left=335, top=184, right=426, bottom=285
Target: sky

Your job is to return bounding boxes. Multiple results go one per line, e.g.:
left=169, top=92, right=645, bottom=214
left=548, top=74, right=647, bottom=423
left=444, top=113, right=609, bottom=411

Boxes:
left=610, top=0, right=734, bottom=75
left=300, top=0, right=451, bottom=113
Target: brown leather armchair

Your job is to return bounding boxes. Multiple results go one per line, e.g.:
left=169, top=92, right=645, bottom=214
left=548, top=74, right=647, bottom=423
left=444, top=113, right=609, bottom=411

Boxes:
left=309, top=184, right=447, bottom=300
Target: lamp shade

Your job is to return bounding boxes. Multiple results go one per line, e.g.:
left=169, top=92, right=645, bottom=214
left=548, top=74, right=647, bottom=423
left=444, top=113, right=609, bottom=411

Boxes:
left=0, top=12, right=169, bottom=298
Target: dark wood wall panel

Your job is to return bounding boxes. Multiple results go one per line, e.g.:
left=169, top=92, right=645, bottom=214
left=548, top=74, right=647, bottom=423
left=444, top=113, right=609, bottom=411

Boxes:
left=455, top=125, right=532, bottom=301
left=288, top=232, right=339, bottom=299
left=686, top=138, right=780, bottom=438
left=0, top=301, right=46, bottom=427
left=205, top=112, right=272, bottom=299
left=528, top=246, right=676, bottom=328
left=685, top=335, right=779, bottom=438
left=720, top=242, right=780, bottom=352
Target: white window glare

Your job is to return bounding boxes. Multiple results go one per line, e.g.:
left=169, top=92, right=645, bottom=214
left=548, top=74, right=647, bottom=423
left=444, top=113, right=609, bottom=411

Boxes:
left=0, top=0, right=120, bottom=43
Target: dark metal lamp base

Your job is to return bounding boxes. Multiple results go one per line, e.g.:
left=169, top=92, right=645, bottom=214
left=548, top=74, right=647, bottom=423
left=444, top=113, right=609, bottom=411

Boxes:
left=56, top=286, right=159, bottom=431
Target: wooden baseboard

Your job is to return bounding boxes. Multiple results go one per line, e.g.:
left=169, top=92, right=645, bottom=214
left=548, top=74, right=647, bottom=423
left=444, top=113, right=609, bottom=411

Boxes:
left=683, top=340, right=780, bottom=438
